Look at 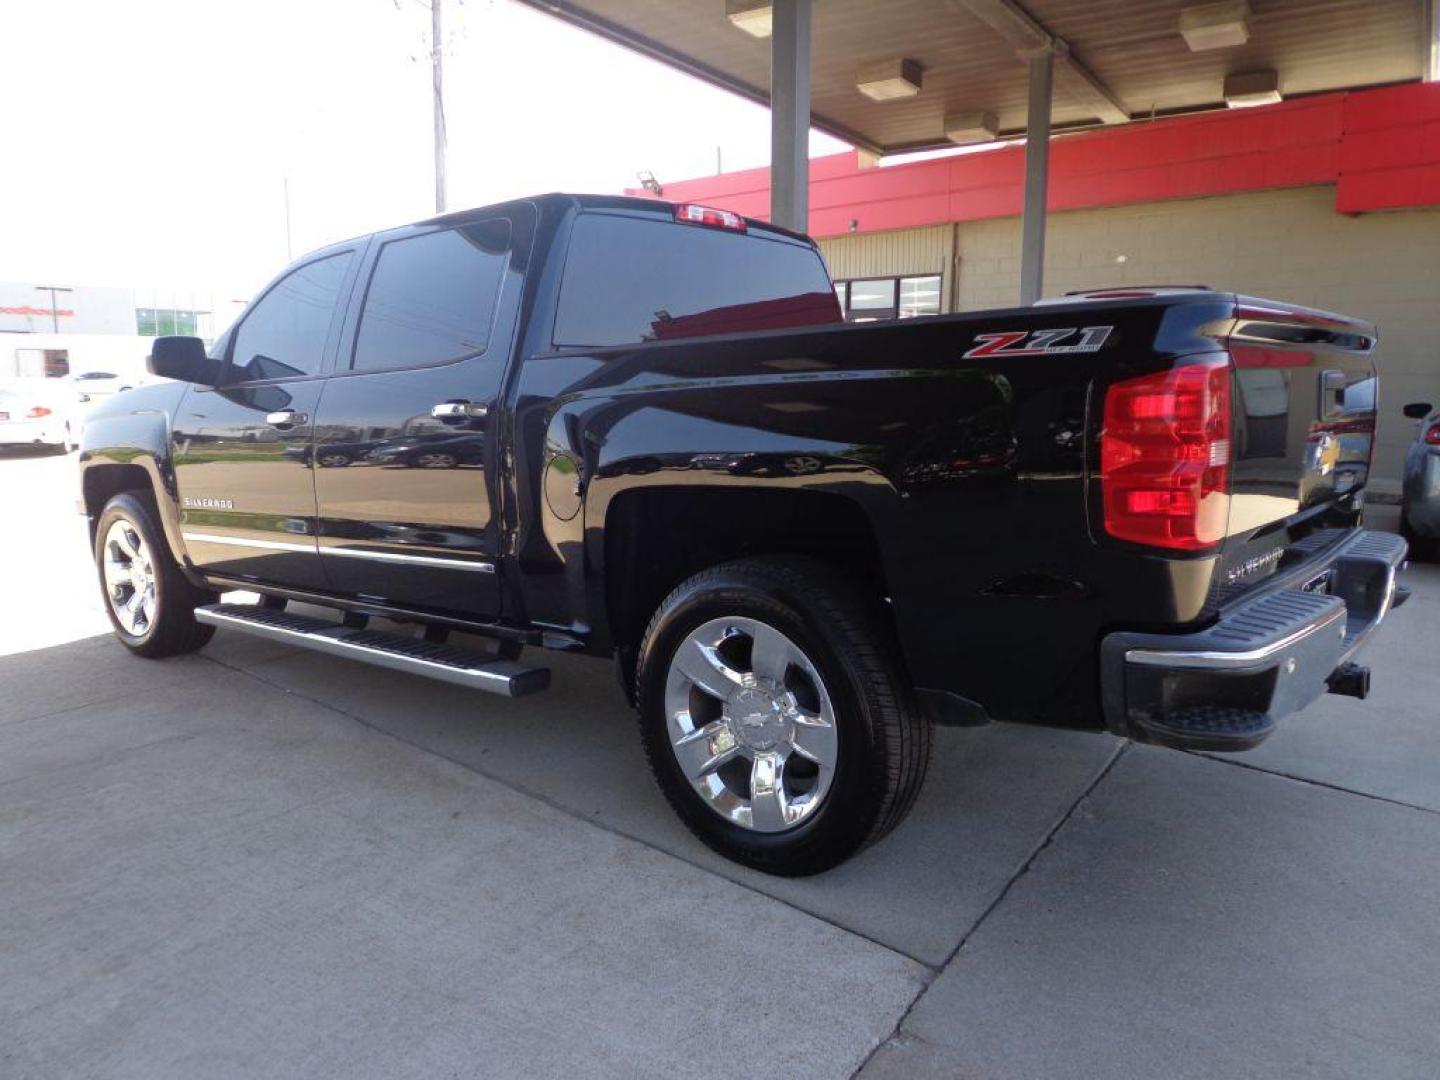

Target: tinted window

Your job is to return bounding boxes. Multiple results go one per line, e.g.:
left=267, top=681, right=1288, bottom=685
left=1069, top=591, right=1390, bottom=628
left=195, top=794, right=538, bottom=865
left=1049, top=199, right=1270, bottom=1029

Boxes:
left=554, top=213, right=839, bottom=347
left=352, top=221, right=511, bottom=371
left=229, top=252, right=353, bottom=381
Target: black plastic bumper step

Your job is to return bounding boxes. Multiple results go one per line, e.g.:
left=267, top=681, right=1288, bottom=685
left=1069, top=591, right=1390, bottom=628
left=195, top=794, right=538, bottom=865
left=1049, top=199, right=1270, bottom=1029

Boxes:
left=195, top=603, right=549, bottom=697
left=1142, top=705, right=1274, bottom=752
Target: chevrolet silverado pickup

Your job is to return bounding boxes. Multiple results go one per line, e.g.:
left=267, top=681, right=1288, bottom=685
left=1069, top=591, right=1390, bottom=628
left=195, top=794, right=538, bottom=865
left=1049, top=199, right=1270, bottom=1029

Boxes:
left=78, top=194, right=1406, bottom=874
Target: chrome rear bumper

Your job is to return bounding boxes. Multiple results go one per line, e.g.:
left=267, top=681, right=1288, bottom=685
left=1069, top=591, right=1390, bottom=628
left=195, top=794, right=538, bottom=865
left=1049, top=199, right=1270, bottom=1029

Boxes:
left=1100, top=529, right=1407, bottom=751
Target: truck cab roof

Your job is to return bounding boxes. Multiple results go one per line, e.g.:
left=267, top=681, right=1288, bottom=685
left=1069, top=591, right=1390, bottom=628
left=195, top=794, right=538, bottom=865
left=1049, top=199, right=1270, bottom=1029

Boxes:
left=417, top=192, right=816, bottom=245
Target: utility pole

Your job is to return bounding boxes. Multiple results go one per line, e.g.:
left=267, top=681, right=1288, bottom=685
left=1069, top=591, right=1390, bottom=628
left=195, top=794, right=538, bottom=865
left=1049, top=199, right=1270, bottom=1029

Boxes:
left=432, top=0, right=447, bottom=214
left=35, top=285, right=73, bottom=334
left=283, top=175, right=293, bottom=261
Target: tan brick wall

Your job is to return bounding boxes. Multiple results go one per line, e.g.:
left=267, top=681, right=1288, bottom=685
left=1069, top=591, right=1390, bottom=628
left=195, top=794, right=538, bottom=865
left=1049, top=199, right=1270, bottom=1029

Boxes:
left=950, top=186, right=1440, bottom=489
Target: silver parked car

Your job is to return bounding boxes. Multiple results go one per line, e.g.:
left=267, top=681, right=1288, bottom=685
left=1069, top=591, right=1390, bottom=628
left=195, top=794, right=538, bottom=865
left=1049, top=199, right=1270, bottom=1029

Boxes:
left=1401, top=401, right=1440, bottom=560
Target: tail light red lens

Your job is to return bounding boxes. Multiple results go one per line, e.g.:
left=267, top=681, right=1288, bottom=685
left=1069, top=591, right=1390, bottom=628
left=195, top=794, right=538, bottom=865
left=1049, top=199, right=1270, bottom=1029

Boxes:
left=1100, top=359, right=1232, bottom=551
left=25, top=406, right=52, bottom=419
left=1425, top=423, right=1440, bottom=447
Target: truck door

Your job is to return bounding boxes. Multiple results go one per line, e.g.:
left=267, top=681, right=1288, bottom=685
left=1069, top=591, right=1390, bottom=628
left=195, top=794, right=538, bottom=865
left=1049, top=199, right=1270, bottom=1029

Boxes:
left=310, top=207, right=531, bottom=619
left=173, top=248, right=359, bottom=591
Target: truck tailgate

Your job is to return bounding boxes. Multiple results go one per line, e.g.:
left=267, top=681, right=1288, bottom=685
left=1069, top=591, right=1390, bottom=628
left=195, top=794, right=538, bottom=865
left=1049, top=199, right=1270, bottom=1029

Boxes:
left=1220, top=297, right=1378, bottom=584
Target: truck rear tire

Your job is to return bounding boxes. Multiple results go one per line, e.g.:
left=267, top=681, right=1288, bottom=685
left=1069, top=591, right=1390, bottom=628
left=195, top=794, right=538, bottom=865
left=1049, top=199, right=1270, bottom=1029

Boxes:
left=635, top=557, right=931, bottom=876
left=95, top=492, right=217, bottom=658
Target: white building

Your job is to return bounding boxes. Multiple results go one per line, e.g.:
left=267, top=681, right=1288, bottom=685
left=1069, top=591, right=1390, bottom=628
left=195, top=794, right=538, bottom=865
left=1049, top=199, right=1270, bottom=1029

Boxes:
left=0, top=280, right=246, bottom=381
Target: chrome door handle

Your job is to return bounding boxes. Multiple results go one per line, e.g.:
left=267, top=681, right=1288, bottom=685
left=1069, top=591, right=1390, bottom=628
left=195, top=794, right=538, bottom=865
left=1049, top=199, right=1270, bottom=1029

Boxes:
left=431, top=401, right=488, bottom=420
left=266, top=409, right=308, bottom=427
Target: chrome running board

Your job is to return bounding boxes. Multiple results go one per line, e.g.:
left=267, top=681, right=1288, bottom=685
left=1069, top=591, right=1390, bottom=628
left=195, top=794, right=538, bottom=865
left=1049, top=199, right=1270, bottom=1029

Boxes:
left=195, top=603, right=549, bottom=698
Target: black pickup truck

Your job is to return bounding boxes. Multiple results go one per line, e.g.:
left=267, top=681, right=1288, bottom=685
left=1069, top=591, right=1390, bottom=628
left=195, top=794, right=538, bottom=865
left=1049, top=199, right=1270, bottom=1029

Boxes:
left=79, top=194, right=1406, bottom=874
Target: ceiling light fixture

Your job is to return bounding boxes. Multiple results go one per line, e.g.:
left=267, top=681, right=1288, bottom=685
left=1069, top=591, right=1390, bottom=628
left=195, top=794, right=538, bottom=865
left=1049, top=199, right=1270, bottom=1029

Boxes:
left=1224, top=69, right=1282, bottom=108
left=1180, top=1, right=1251, bottom=51
left=944, top=110, right=999, bottom=145
left=725, top=0, right=772, bottom=38
left=856, top=58, right=923, bottom=101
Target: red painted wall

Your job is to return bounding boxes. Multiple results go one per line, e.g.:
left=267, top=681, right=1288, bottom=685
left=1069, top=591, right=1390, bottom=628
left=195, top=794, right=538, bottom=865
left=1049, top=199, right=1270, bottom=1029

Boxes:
left=1337, top=83, right=1440, bottom=213
left=633, top=83, right=1440, bottom=238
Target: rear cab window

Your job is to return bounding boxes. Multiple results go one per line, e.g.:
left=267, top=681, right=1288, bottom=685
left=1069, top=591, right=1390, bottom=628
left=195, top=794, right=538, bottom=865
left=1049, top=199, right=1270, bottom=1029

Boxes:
left=553, top=211, right=840, bottom=348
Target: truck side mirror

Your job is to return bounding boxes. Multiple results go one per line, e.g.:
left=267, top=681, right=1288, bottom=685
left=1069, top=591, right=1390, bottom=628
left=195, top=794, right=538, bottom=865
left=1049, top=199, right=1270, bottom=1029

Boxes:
left=1403, top=402, right=1433, bottom=420
left=148, top=336, right=221, bottom=386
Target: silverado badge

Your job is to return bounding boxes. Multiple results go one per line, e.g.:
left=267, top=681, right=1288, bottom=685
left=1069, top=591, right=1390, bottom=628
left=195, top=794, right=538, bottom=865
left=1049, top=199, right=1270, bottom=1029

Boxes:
left=1223, top=547, right=1284, bottom=585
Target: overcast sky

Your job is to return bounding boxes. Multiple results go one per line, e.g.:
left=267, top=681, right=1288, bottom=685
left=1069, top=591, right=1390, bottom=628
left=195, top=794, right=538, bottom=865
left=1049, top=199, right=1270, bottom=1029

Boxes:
left=0, top=0, right=848, bottom=299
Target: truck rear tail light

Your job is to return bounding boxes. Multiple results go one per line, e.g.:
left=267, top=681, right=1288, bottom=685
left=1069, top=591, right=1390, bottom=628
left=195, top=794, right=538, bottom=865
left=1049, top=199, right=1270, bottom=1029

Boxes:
left=1425, top=422, right=1440, bottom=447
left=25, top=406, right=52, bottom=418
left=1100, top=359, right=1232, bottom=551
left=674, top=204, right=747, bottom=233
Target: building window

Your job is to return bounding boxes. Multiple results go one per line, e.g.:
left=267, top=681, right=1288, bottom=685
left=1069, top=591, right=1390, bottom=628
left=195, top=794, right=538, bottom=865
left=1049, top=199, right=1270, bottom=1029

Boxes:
left=834, top=274, right=943, bottom=322
left=898, top=275, right=943, bottom=318
left=11, top=348, right=68, bottom=378
left=136, top=307, right=210, bottom=338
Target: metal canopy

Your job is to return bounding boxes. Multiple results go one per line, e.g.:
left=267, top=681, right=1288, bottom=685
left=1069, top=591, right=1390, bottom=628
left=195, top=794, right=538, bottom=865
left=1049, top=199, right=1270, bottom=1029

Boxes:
left=517, top=0, right=1429, bottom=155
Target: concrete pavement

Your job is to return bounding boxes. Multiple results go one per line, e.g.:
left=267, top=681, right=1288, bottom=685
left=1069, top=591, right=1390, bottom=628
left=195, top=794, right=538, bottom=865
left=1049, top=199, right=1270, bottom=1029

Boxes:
left=3, top=446, right=1438, bottom=1079
left=888, top=746, right=1440, bottom=1080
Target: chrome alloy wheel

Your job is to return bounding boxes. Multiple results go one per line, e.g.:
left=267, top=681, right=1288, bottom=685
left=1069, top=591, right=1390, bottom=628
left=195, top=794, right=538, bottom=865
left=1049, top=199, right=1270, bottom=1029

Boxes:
left=102, top=519, right=156, bottom=636
left=416, top=452, right=457, bottom=468
left=664, top=617, right=839, bottom=833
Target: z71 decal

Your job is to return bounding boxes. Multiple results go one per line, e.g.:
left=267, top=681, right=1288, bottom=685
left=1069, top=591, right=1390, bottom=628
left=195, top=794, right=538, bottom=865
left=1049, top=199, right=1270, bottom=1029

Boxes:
left=963, top=325, right=1114, bottom=359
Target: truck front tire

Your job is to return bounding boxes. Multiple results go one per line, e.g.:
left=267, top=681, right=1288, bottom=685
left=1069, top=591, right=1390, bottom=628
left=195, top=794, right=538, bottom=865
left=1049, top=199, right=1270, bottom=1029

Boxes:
left=635, top=557, right=931, bottom=876
left=95, top=492, right=217, bottom=658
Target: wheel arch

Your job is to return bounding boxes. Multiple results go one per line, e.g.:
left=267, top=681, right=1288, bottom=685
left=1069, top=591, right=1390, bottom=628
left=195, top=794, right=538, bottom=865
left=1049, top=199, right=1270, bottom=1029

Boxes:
left=79, top=407, right=194, bottom=581
left=600, top=484, right=898, bottom=701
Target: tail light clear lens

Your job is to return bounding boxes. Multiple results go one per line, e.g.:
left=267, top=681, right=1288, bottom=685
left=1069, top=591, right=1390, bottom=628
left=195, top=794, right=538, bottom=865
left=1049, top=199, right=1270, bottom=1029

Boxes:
left=25, top=406, right=53, bottom=418
left=674, top=204, right=747, bottom=232
left=1100, top=359, right=1232, bottom=551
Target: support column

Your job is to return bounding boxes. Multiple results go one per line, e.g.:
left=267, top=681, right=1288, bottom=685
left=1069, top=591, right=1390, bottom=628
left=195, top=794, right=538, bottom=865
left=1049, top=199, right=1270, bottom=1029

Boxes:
left=770, top=0, right=812, bottom=232
left=1019, top=45, right=1054, bottom=306
left=1429, top=0, right=1439, bottom=82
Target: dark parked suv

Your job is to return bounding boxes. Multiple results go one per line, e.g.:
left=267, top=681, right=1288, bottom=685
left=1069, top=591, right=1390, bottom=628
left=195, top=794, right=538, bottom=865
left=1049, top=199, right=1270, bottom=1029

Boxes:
left=1401, top=400, right=1440, bottom=559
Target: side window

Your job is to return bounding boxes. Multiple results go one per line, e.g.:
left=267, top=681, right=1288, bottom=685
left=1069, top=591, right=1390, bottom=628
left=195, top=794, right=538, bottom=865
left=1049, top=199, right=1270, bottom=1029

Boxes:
left=351, top=220, right=512, bottom=372
left=229, top=252, right=353, bottom=382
